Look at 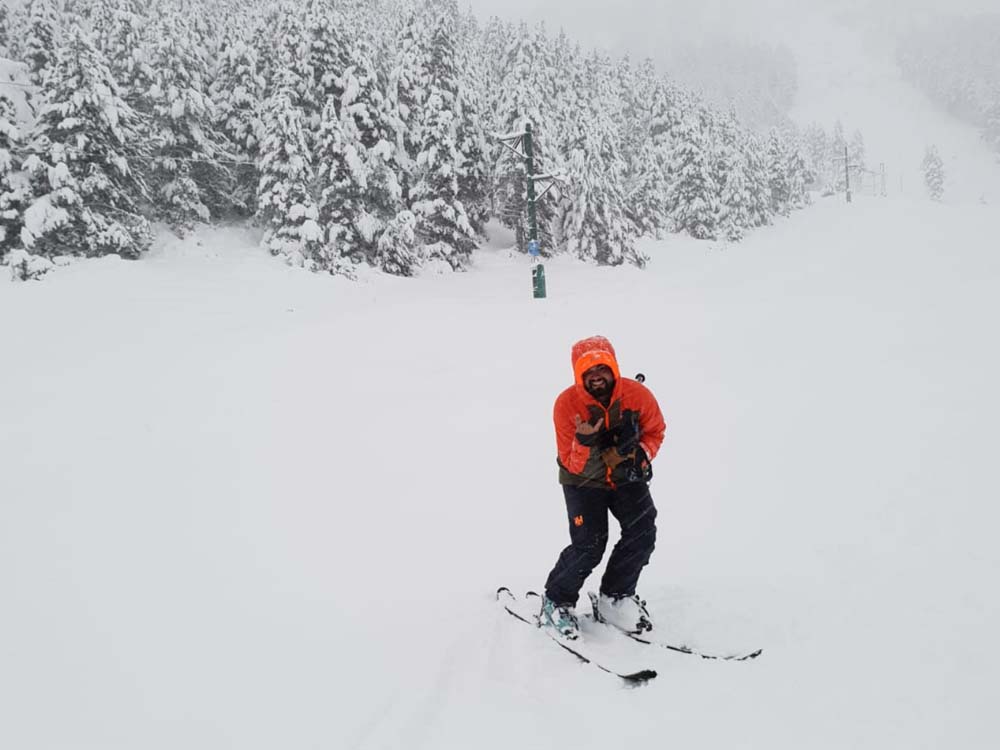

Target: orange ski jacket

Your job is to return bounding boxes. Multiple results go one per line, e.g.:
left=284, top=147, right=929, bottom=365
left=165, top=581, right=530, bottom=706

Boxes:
left=554, top=337, right=666, bottom=488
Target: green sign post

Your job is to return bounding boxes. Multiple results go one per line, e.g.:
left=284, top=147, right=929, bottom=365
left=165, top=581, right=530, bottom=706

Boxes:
left=494, top=123, right=562, bottom=299
left=523, top=124, right=545, bottom=299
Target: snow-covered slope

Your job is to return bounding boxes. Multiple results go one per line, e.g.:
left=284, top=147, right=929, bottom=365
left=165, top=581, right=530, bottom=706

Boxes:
left=2, top=192, right=998, bottom=749
left=787, top=13, right=1000, bottom=204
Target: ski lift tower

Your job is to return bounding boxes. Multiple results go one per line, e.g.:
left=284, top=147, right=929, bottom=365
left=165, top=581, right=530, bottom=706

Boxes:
left=833, top=145, right=853, bottom=204
left=494, top=123, right=563, bottom=299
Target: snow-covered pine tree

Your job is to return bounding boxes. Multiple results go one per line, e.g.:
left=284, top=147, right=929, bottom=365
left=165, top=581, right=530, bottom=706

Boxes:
left=743, top=133, right=774, bottom=228
left=546, top=28, right=577, bottom=144
left=618, top=57, right=671, bottom=238
left=453, top=84, right=490, bottom=237
left=706, top=111, right=729, bottom=214
left=3, top=1, right=30, bottom=65
left=366, top=0, right=414, bottom=92
left=0, top=94, right=27, bottom=258
left=87, top=0, right=153, bottom=115
left=666, top=109, right=719, bottom=240
left=145, top=13, right=232, bottom=233
left=263, top=6, right=314, bottom=106
left=257, top=83, right=325, bottom=269
left=249, top=1, right=286, bottom=99
left=785, top=134, right=811, bottom=210
left=24, top=0, right=59, bottom=88
left=0, top=5, right=9, bottom=57
left=408, top=0, right=476, bottom=271
left=559, top=51, right=641, bottom=266
left=922, top=144, right=944, bottom=201
left=640, top=74, right=688, bottom=234
left=545, top=36, right=584, bottom=252
left=615, top=54, right=638, bottom=147
left=336, top=31, right=394, bottom=157
left=20, top=25, right=151, bottom=259
left=179, top=0, right=225, bottom=72
left=210, top=32, right=265, bottom=214
left=337, top=35, right=408, bottom=272
left=717, top=149, right=750, bottom=242
left=305, top=0, right=351, bottom=127
left=315, top=93, right=370, bottom=266
left=453, top=7, right=491, bottom=236
left=455, top=4, right=480, bottom=61
left=849, top=129, right=866, bottom=174
left=650, top=76, right=686, bottom=150
left=375, top=208, right=419, bottom=275
left=715, top=110, right=753, bottom=242
left=83, top=0, right=155, bottom=215
left=802, top=122, right=828, bottom=191
left=479, top=14, right=512, bottom=95
left=388, top=3, right=431, bottom=205
left=766, top=129, right=792, bottom=216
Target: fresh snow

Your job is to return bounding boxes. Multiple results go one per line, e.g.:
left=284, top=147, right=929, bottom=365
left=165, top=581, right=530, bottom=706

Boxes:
left=2, top=7, right=999, bottom=747
left=2, top=191, right=998, bottom=748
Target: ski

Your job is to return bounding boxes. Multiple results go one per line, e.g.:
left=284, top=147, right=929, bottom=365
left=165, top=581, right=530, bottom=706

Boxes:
left=587, top=592, right=763, bottom=662
left=496, top=587, right=657, bottom=685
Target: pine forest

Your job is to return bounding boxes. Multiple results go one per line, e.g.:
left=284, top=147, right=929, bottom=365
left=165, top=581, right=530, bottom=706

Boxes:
left=0, top=0, right=854, bottom=277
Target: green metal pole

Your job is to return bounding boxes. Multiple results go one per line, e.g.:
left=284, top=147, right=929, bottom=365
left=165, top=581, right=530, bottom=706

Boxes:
left=524, top=123, right=546, bottom=299
left=525, top=123, right=538, bottom=243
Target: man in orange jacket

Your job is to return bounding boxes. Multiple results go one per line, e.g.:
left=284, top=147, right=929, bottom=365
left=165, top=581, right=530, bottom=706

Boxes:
left=540, top=335, right=666, bottom=641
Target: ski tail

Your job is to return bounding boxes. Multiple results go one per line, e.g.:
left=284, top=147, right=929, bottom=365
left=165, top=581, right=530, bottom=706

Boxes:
left=586, top=591, right=763, bottom=662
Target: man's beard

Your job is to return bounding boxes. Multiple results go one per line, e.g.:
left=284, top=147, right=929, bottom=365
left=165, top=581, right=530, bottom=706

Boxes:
left=585, top=378, right=614, bottom=401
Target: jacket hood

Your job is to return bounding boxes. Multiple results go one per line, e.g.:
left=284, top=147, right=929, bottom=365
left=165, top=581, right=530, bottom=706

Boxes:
left=571, top=336, right=621, bottom=388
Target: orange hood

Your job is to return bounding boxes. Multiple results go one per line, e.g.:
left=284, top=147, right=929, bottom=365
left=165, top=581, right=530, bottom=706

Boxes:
left=571, top=336, right=621, bottom=388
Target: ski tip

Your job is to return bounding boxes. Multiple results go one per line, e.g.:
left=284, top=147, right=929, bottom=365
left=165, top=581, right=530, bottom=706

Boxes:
left=623, top=669, right=658, bottom=684
left=709, top=647, right=763, bottom=661
left=496, top=586, right=514, bottom=601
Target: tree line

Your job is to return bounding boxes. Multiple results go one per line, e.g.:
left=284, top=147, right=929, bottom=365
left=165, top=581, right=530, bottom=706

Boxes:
left=1, top=0, right=837, bottom=279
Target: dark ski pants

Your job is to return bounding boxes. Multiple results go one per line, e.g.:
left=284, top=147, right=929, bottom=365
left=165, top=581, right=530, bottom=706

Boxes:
left=544, top=482, right=657, bottom=607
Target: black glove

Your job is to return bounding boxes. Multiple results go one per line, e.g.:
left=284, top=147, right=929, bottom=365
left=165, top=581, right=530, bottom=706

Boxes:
left=624, top=446, right=653, bottom=483
left=613, top=410, right=641, bottom=456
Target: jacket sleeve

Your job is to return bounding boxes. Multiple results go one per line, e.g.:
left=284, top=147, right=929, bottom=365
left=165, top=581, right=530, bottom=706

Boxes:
left=635, top=384, right=666, bottom=461
left=553, top=391, right=591, bottom=474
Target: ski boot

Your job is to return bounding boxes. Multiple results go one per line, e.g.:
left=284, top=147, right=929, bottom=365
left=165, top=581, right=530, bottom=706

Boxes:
left=539, top=595, right=580, bottom=640
left=592, top=592, right=653, bottom=634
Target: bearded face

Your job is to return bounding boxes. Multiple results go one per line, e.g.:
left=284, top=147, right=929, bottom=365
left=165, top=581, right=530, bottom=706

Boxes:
left=582, top=364, right=615, bottom=403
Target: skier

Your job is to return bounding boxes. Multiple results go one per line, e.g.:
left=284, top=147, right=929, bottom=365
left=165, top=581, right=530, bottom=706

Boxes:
left=540, top=336, right=666, bottom=640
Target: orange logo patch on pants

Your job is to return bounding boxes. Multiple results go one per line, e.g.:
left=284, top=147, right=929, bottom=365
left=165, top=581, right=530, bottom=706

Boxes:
left=573, top=515, right=584, bottom=527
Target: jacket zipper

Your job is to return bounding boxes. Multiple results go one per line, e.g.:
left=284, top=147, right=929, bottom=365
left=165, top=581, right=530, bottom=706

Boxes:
left=597, top=403, right=616, bottom=489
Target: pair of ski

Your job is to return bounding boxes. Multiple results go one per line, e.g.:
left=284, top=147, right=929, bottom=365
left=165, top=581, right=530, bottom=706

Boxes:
left=497, top=587, right=762, bottom=686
